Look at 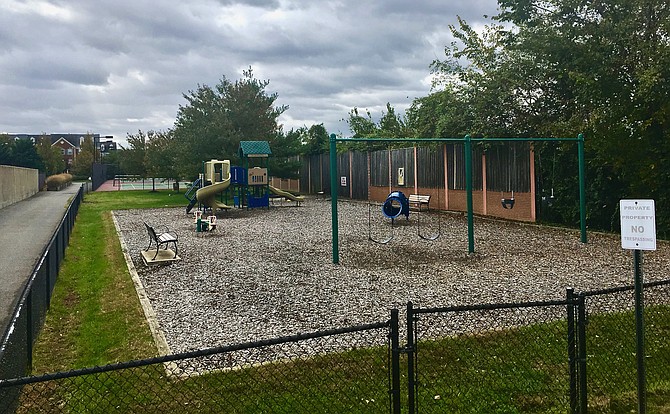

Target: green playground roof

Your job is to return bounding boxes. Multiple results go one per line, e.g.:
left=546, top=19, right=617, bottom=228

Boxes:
left=239, top=141, right=272, bottom=157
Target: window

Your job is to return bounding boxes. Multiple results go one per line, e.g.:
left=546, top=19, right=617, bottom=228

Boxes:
left=67, top=149, right=73, bottom=155
left=61, top=148, right=66, bottom=155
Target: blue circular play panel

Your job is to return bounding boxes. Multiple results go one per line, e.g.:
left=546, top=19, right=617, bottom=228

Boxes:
left=382, top=191, right=410, bottom=220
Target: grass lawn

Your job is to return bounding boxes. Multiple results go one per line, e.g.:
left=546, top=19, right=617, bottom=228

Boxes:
left=23, top=190, right=670, bottom=413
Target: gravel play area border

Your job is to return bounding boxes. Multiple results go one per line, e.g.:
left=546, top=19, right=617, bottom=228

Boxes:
left=113, top=197, right=669, bottom=356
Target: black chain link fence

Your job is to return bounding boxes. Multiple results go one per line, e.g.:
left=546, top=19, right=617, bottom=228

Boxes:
left=0, top=185, right=83, bottom=414
left=408, top=300, right=572, bottom=413
left=581, top=280, right=670, bottom=411
left=2, top=279, right=670, bottom=413
left=1, top=323, right=391, bottom=414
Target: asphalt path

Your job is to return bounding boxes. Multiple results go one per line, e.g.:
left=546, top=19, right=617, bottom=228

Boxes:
left=0, top=184, right=82, bottom=337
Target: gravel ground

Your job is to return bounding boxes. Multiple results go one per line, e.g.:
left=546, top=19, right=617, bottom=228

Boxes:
left=113, top=197, right=670, bottom=356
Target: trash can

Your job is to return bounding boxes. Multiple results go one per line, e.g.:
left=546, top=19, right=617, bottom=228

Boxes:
left=173, top=182, right=180, bottom=192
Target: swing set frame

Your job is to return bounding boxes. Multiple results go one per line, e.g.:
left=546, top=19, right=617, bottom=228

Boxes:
left=329, top=133, right=586, bottom=264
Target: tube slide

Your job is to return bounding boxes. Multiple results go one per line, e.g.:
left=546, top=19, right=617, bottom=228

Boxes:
left=382, top=191, right=410, bottom=219
left=196, top=178, right=233, bottom=210
left=268, top=185, right=304, bottom=202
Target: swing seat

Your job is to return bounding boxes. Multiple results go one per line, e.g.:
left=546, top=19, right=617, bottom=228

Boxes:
left=501, top=198, right=515, bottom=209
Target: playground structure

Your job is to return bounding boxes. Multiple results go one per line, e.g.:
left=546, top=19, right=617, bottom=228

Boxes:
left=329, top=134, right=587, bottom=263
left=185, top=141, right=304, bottom=214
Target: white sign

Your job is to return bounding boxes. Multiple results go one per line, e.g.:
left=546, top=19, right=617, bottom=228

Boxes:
left=340, top=176, right=347, bottom=187
left=620, top=199, right=656, bottom=250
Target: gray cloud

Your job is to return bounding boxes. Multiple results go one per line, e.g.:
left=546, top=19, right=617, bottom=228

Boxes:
left=0, top=0, right=498, bottom=144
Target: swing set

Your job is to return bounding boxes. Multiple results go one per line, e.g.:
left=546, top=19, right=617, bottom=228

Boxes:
left=329, top=134, right=587, bottom=264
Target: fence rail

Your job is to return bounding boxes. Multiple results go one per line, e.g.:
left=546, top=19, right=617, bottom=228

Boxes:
left=2, top=277, right=669, bottom=413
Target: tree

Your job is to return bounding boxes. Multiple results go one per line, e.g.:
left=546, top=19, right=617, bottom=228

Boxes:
left=70, top=134, right=95, bottom=178
left=427, top=0, right=670, bottom=235
left=173, top=67, right=288, bottom=178
left=301, top=124, right=330, bottom=155
left=35, top=134, right=65, bottom=175
left=0, top=134, right=13, bottom=165
left=11, top=138, right=43, bottom=170
left=269, top=129, right=303, bottom=179
left=345, top=104, right=412, bottom=151
left=120, top=131, right=148, bottom=177
left=145, top=130, right=178, bottom=190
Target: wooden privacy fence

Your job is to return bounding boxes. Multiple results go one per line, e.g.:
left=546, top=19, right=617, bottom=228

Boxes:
left=297, top=142, right=535, bottom=221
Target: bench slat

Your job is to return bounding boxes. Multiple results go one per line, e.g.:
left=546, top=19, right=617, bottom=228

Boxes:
left=408, top=194, right=430, bottom=203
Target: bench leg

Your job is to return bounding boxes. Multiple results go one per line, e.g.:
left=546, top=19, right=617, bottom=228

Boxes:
left=152, top=246, right=160, bottom=260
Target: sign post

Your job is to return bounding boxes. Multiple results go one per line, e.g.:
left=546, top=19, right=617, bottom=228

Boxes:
left=620, top=199, right=656, bottom=414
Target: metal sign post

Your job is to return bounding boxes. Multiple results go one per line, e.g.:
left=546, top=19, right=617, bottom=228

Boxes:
left=620, top=199, right=656, bottom=414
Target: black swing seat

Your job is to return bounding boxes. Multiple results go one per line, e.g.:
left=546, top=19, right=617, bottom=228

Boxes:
left=144, top=222, right=179, bottom=260
left=501, top=198, right=515, bottom=209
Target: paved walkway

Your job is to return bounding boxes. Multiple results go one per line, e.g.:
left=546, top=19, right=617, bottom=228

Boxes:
left=0, top=184, right=82, bottom=336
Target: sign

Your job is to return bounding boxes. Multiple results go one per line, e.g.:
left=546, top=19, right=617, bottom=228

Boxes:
left=247, top=167, right=268, bottom=186
left=397, top=167, right=405, bottom=186
left=340, top=176, right=347, bottom=187
left=620, top=199, right=656, bottom=250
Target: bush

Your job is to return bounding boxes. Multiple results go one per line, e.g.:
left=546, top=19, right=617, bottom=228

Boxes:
left=46, top=173, right=73, bottom=191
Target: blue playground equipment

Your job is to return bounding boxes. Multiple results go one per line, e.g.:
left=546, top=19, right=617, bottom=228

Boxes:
left=184, top=141, right=274, bottom=213
left=382, top=191, right=410, bottom=221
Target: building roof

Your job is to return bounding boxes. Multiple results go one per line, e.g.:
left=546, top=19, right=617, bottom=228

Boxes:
left=4, top=133, right=101, bottom=148
left=52, top=137, right=76, bottom=148
left=238, top=141, right=272, bottom=158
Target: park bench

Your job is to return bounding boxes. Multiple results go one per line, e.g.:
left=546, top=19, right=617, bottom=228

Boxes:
left=144, top=222, right=179, bottom=260
left=408, top=194, right=431, bottom=211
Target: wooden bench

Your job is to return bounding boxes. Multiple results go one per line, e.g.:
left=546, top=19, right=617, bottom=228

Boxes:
left=144, top=222, right=179, bottom=260
left=408, top=194, right=431, bottom=211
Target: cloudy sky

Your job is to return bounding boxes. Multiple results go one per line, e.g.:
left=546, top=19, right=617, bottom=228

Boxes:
left=0, top=0, right=499, bottom=146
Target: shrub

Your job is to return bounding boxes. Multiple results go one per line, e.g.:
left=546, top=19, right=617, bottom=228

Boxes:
left=46, top=173, right=73, bottom=191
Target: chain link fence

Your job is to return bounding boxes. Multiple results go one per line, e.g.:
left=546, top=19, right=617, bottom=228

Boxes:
left=581, top=280, right=670, bottom=411
left=1, top=323, right=391, bottom=414
left=2, top=229, right=668, bottom=414
left=0, top=185, right=83, bottom=414
left=408, top=300, right=572, bottom=413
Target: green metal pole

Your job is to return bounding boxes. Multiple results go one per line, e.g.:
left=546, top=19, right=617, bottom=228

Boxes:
left=465, top=135, right=474, bottom=253
left=577, top=133, right=587, bottom=243
left=330, top=134, right=339, bottom=264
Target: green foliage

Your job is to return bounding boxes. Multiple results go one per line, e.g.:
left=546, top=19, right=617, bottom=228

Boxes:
left=1, top=137, right=44, bottom=170
left=36, top=134, right=65, bottom=175
left=145, top=130, right=178, bottom=182
left=417, top=0, right=670, bottom=236
left=0, top=134, right=11, bottom=165
left=71, top=134, right=96, bottom=179
left=345, top=104, right=414, bottom=152
left=173, top=67, right=288, bottom=179
left=120, top=131, right=148, bottom=177
left=269, top=129, right=303, bottom=178
left=301, top=123, right=329, bottom=155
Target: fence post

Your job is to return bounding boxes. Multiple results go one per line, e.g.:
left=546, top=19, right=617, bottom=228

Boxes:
left=45, top=251, right=51, bottom=308
left=26, top=290, right=33, bottom=372
left=577, top=293, right=588, bottom=413
left=390, top=309, right=401, bottom=414
left=407, top=302, right=416, bottom=414
left=567, top=288, right=578, bottom=413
